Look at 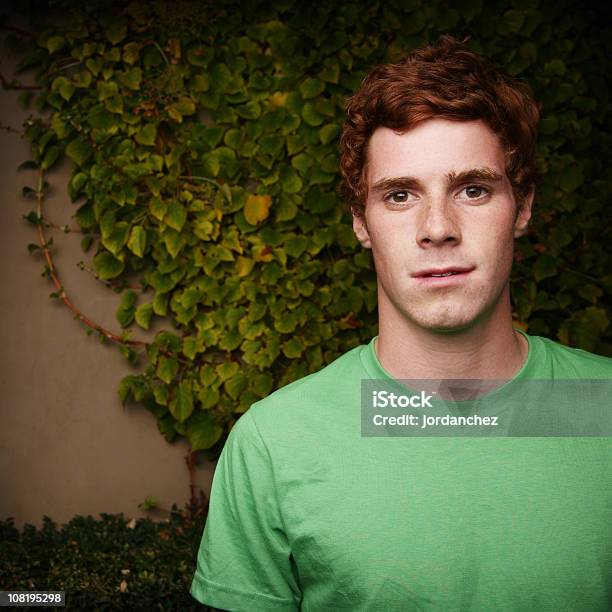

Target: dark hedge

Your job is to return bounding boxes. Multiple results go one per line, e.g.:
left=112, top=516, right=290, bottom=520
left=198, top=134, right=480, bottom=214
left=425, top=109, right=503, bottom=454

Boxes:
left=0, top=510, right=211, bottom=611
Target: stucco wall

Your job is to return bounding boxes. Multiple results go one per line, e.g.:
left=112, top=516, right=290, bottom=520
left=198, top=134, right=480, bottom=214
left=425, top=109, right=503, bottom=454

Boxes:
left=0, top=28, right=215, bottom=529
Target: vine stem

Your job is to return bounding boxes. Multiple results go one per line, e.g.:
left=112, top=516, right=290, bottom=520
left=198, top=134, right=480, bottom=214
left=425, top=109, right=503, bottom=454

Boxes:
left=0, top=122, right=22, bottom=135
left=0, top=23, right=36, bottom=38
left=34, top=168, right=147, bottom=347
left=0, top=73, right=41, bottom=91
left=184, top=451, right=206, bottom=521
left=77, top=260, right=144, bottom=291
left=178, top=175, right=220, bottom=187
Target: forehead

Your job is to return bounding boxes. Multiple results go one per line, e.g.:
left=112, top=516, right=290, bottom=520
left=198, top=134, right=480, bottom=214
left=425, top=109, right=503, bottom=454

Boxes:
left=366, top=119, right=507, bottom=184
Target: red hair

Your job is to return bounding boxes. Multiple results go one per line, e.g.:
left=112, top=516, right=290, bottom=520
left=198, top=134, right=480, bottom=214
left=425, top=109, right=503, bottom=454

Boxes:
left=340, top=35, right=540, bottom=218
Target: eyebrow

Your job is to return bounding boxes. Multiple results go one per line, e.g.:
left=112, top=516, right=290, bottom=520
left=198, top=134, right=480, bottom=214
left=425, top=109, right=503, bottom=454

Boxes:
left=369, top=167, right=504, bottom=194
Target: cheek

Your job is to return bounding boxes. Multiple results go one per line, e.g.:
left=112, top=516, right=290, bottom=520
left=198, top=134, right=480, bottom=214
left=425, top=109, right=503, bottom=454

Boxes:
left=369, top=225, right=412, bottom=270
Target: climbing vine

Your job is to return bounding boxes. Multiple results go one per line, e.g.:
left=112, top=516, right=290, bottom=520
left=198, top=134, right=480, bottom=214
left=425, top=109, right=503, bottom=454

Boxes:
left=4, top=0, right=611, bottom=457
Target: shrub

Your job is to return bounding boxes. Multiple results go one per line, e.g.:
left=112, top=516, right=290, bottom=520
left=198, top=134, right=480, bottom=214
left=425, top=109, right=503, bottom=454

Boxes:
left=0, top=507, right=210, bottom=611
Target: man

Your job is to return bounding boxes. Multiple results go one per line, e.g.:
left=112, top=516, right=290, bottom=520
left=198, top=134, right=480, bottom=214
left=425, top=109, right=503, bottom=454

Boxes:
left=191, top=36, right=612, bottom=611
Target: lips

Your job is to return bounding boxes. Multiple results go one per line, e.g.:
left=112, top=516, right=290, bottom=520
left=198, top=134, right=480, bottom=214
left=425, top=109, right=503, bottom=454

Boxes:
left=413, top=267, right=474, bottom=278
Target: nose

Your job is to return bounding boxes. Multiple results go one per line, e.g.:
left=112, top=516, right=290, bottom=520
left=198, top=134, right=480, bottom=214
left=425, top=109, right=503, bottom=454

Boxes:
left=415, top=199, right=461, bottom=248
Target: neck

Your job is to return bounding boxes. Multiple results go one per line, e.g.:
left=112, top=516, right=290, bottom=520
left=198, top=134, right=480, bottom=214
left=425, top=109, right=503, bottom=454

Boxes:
left=376, top=292, right=528, bottom=381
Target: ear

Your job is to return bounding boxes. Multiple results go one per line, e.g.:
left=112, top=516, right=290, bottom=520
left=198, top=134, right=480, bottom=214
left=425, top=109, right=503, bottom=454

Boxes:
left=352, top=212, right=372, bottom=248
left=513, top=188, right=534, bottom=238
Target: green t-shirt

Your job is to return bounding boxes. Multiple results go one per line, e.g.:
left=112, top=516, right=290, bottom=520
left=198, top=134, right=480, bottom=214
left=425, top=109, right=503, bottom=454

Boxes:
left=191, top=331, right=612, bottom=611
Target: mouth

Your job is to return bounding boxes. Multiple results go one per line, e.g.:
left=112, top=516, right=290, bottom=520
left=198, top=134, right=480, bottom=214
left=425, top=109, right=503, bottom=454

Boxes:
left=413, top=267, right=474, bottom=278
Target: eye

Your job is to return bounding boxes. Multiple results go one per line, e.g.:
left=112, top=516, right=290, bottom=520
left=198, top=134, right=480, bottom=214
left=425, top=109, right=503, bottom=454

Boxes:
left=459, top=185, right=489, bottom=199
left=383, top=190, right=415, bottom=205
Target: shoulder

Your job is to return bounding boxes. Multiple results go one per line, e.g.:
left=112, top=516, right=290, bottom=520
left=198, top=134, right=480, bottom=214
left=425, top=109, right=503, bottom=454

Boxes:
left=528, top=333, right=612, bottom=378
left=239, top=341, right=369, bottom=436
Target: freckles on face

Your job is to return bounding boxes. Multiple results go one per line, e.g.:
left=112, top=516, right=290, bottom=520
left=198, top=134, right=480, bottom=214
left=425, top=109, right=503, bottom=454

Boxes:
left=361, top=119, right=522, bottom=331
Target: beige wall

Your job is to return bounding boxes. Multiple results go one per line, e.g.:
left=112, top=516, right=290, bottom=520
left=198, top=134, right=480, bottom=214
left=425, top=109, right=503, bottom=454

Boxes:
left=0, top=34, right=215, bottom=529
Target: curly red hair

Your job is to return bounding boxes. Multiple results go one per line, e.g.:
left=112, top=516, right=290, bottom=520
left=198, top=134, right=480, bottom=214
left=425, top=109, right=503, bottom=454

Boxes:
left=340, top=35, right=540, bottom=218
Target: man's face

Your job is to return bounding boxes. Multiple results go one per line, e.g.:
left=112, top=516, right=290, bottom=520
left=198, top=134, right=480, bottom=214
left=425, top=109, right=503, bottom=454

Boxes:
left=353, top=118, right=533, bottom=333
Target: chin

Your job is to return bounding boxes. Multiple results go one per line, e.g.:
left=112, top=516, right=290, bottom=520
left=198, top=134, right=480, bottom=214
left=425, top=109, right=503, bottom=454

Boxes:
left=407, top=306, right=481, bottom=333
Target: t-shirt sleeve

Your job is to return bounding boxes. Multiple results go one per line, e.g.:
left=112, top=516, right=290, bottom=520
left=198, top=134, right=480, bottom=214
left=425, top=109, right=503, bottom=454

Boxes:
left=190, top=409, right=302, bottom=611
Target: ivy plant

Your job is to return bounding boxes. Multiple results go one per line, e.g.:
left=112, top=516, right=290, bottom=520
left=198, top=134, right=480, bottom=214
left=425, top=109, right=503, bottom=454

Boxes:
left=6, top=0, right=611, bottom=457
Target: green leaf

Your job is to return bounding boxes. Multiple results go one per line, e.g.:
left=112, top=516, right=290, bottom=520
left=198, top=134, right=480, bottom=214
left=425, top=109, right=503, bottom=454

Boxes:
left=93, top=251, right=124, bottom=279
left=135, top=124, right=157, bottom=146
left=118, top=375, right=135, bottom=405
left=169, top=381, right=194, bottom=422
left=149, top=196, right=168, bottom=221
left=157, top=355, right=178, bottom=384
left=299, top=77, right=325, bottom=99
left=291, top=152, right=313, bottom=174
left=74, top=69, right=92, bottom=88
left=153, top=292, right=169, bottom=316
left=167, top=106, right=183, bottom=123
left=252, top=373, right=273, bottom=396
left=66, top=138, right=93, bottom=166
left=224, top=371, right=247, bottom=400
left=274, top=310, right=297, bottom=333
left=122, top=41, right=140, bottom=64
left=118, top=67, right=142, bottom=90
left=116, top=290, right=136, bottom=327
left=319, top=123, right=340, bottom=145
left=46, top=36, right=66, bottom=54
left=100, top=211, right=116, bottom=239
left=87, top=105, right=116, bottom=129
left=320, top=154, right=338, bottom=173
left=193, top=73, right=210, bottom=92
left=97, top=80, right=118, bottom=100
left=318, top=64, right=340, bottom=83
left=199, top=364, right=218, bottom=387
left=559, top=167, right=583, bottom=192
left=120, top=289, right=137, bottom=310
left=306, top=186, right=336, bottom=213
left=282, top=338, right=304, bottom=358
left=127, top=225, right=146, bottom=257
left=275, top=195, right=298, bottom=221
left=560, top=307, right=609, bottom=352
left=577, top=284, right=603, bottom=303
left=105, top=96, right=124, bottom=116
left=285, top=234, right=308, bottom=258
left=135, top=303, right=153, bottom=330
left=216, top=361, right=239, bottom=382
left=224, top=128, right=242, bottom=149
left=106, top=23, right=127, bottom=44
left=280, top=166, right=302, bottom=193
left=209, top=62, right=232, bottom=90
left=102, top=221, right=130, bottom=256
left=52, top=76, right=75, bottom=101
left=544, top=58, right=566, bottom=76
left=164, top=231, right=186, bottom=258
left=80, top=236, right=93, bottom=252
left=533, top=254, right=558, bottom=282
left=182, top=336, right=199, bottom=360
left=236, top=101, right=261, bottom=119
left=302, top=102, right=324, bottom=126
left=42, top=146, right=60, bottom=170
left=504, top=9, right=525, bottom=33
left=164, top=200, right=187, bottom=232
left=187, top=411, right=223, bottom=451
left=174, top=95, right=196, bottom=115
left=71, top=172, right=88, bottom=194
left=259, top=134, right=284, bottom=157
left=236, top=256, right=255, bottom=276
left=201, top=151, right=220, bottom=176
left=198, top=387, right=220, bottom=410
